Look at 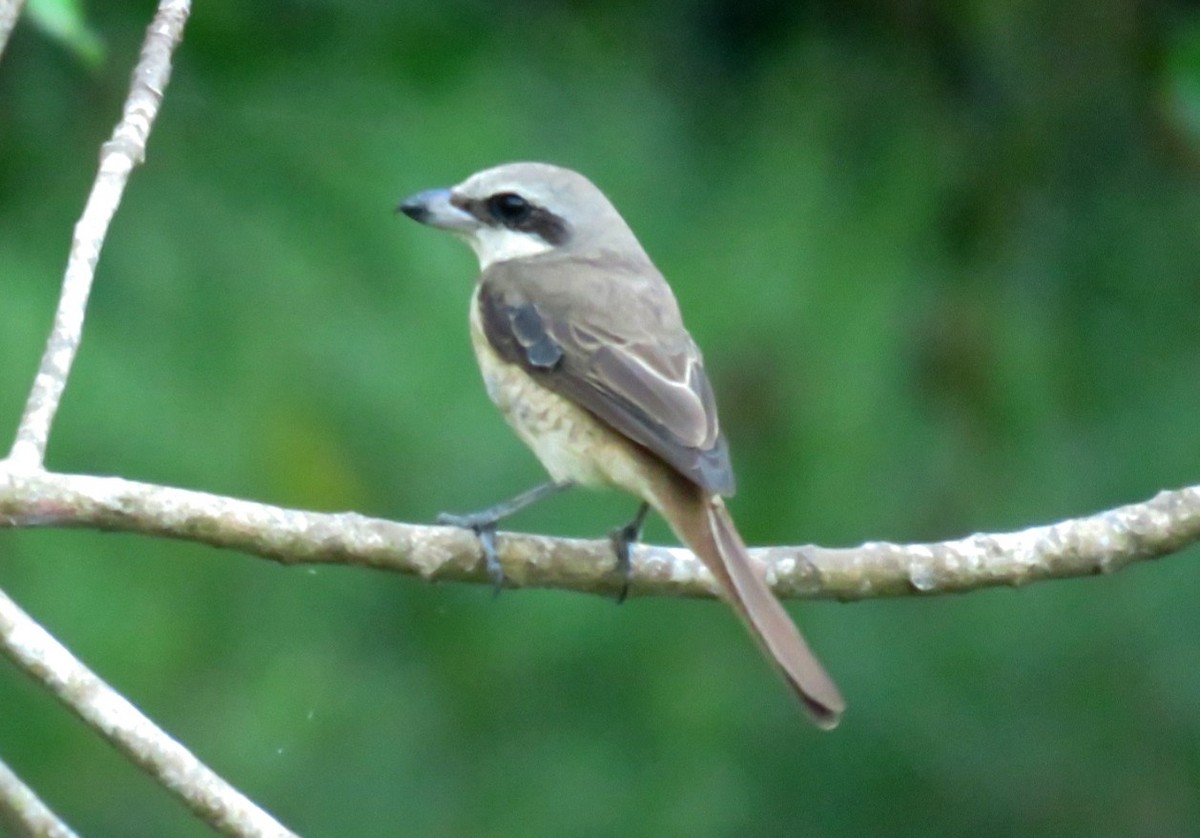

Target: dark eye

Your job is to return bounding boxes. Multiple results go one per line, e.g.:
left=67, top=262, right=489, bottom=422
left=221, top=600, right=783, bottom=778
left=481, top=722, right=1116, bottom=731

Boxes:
left=487, top=192, right=533, bottom=224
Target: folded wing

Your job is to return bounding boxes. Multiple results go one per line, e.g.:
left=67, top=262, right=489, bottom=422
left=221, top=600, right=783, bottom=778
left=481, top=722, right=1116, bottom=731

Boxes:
left=478, top=257, right=735, bottom=496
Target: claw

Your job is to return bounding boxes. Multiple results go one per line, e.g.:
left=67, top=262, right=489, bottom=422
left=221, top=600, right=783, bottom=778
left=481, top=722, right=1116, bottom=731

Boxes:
left=609, top=528, right=633, bottom=604
left=438, top=513, right=506, bottom=594
left=609, top=502, right=650, bottom=604
left=435, top=482, right=573, bottom=596
left=476, top=525, right=505, bottom=596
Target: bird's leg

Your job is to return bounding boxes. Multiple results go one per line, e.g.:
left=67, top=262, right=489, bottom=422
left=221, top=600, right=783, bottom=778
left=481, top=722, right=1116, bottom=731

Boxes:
left=609, top=502, right=650, bottom=604
left=437, top=481, right=574, bottom=593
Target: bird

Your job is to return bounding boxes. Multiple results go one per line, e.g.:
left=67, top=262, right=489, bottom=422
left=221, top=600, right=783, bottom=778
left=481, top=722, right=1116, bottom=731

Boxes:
left=398, top=162, right=844, bottom=728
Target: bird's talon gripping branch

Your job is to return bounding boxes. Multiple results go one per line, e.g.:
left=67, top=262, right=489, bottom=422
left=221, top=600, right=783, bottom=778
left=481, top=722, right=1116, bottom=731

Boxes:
left=433, top=482, right=572, bottom=594
left=436, top=512, right=507, bottom=593
left=476, top=525, right=505, bottom=594
left=609, top=502, right=649, bottom=604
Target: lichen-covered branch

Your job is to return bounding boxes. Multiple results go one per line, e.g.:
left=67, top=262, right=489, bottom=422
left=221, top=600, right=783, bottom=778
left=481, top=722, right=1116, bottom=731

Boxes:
left=0, top=586, right=297, bottom=837
left=2, top=467, right=1197, bottom=600
left=5, top=0, right=188, bottom=470
left=0, top=756, right=78, bottom=838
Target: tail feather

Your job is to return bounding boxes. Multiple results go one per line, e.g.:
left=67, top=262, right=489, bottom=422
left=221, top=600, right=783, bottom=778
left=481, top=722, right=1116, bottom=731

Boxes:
left=664, top=489, right=845, bottom=729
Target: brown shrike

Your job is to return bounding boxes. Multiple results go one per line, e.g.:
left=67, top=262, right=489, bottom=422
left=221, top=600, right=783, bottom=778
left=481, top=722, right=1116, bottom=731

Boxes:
left=399, top=162, right=844, bottom=728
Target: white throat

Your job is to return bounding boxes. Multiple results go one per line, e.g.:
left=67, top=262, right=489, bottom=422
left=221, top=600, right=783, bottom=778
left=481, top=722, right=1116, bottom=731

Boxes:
left=463, top=226, right=554, bottom=270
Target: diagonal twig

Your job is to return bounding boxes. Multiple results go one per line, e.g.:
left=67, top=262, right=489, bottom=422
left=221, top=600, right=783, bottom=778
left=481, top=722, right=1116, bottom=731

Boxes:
left=0, top=0, right=28, bottom=63
left=0, top=586, right=297, bottom=837
left=5, top=0, right=189, bottom=470
left=0, top=756, right=78, bottom=838
left=0, top=3, right=300, bottom=835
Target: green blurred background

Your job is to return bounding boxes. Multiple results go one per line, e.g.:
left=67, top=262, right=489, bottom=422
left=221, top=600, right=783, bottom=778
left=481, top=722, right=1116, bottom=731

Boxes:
left=3, top=1, right=1200, bottom=835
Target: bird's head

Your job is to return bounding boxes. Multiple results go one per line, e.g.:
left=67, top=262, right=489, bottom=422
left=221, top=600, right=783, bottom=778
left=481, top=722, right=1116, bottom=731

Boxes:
left=398, top=162, right=640, bottom=270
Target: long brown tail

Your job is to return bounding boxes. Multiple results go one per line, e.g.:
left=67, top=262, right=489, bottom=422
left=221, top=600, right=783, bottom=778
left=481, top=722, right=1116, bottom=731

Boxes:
left=659, top=486, right=845, bottom=729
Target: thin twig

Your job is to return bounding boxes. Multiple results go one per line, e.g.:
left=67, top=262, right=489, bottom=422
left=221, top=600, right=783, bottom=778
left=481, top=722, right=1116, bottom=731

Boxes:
left=5, top=0, right=189, bottom=470
left=0, top=3, right=293, bottom=833
left=0, top=586, right=297, bottom=837
left=0, top=0, right=27, bottom=62
left=1, top=468, right=1197, bottom=600
left=0, top=756, right=78, bottom=838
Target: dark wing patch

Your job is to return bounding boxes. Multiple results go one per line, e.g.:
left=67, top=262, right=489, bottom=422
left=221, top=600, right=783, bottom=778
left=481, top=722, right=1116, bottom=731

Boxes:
left=508, top=303, right=563, bottom=369
left=477, top=268, right=736, bottom=496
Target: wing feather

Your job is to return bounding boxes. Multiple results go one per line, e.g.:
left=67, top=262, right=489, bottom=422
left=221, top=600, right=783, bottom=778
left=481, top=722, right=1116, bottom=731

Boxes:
left=478, top=257, right=735, bottom=496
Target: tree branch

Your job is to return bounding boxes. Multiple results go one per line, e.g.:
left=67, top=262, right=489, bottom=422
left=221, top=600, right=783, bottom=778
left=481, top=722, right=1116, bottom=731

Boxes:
left=5, top=0, right=187, bottom=470
left=0, top=2, right=301, bottom=833
left=2, top=467, right=1197, bottom=600
left=0, top=0, right=27, bottom=63
left=0, top=756, right=78, bottom=838
left=0, top=585, right=297, bottom=837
